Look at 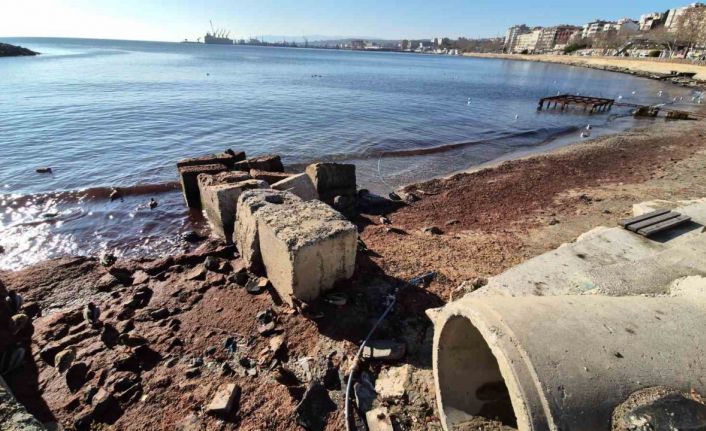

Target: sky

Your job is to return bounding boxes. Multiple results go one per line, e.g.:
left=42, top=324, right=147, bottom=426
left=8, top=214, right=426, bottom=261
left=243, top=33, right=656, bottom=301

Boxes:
left=0, top=0, right=685, bottom=42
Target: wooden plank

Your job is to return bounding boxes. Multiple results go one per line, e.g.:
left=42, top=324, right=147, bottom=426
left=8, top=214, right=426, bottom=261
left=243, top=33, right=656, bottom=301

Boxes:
left=619, top=209, right=670, bottom=228
left=637, top=215, right=691, bottom=237
left=625, top=212, right=681, bottom=232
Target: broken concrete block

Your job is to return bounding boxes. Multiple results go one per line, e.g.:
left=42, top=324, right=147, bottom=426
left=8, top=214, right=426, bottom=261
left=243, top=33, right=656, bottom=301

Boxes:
left=374, top=365, right=411, bottom=400
left=206, top=383, right=240, bottom=416
left=235, top=189, right=302, bottom=271
left=249, top=169, right=293, bottom=185
left=271, top=173, right=318, bottom=201
left=361, top=340, right=406, bottom=361
left=366, top=407, right=394, bottom=431
left=247, top=155, right=284, bottom=172
left=176, top=150, right=246, bottom=169
left=200, top=179, right=269, bottom=241
left=256, top=199, right=357, bottom=303
left=178, top=163, right=228, bottom=208
left=305, top=162, right=356, bottom=201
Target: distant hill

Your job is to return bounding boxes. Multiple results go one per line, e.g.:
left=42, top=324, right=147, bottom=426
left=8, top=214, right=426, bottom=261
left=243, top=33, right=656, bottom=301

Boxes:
left=0, top=42, right=38, bottom=57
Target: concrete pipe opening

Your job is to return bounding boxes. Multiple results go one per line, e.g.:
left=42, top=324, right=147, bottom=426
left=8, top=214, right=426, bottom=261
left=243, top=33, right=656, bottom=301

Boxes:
left=436, top=315, right=518, bottom=429
left=433, top=296, right=706, bottom=431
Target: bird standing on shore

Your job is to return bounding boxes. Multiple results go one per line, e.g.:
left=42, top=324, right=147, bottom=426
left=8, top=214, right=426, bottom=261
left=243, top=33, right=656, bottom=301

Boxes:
left=586, top=124, right=592, bottom=131
left=109, top=188, right=122, bottom=201
left=5, top=291, right=22, bottom=314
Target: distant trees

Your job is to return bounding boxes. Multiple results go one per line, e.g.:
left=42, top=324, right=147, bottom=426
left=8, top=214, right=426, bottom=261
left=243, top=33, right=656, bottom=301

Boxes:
left=646, top=28, right=680, bottom=57
left=564, top=38, right=591, bottom=54
left=676, top=7, right=706, bottom=56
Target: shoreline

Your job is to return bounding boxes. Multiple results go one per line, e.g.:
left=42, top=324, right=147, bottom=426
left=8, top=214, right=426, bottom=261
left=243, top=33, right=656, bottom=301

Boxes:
left=2, top=109, right=705, bottom=428
left=463, top=52, right=706, bottom=89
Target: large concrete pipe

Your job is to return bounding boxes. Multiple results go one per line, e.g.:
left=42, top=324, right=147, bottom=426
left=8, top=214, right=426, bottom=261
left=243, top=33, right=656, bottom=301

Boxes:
left=432, top=295, right=706, bottom=430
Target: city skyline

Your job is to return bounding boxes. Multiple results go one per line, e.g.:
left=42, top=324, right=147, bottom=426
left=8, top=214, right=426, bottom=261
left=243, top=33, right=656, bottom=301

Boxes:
left=0, top=0, right=688, bottom=42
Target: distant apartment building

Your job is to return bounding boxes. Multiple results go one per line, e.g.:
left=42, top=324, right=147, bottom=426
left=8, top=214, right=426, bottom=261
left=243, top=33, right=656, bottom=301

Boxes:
left=639, top=12, right=667, bottom=31
left=504, top=24, right=530, bottom=52
left=582, top=18, right=638, bottom=39
left=536, top=25, right=582, bottom=52
left=665, top=3, right=706, bottom=30
left=513, top=28, right=543, bottom=53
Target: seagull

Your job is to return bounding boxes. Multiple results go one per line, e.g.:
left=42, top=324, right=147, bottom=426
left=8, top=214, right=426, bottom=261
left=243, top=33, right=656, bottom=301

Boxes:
left=515, top=114, right=519, bottom=120
left=467, top=97, right=471, bottom=105
left=149, top=198, right=158, bottom=209
left=632, top=91, right=636, bottom=95
left=379, top=216, right=391, bottom=225
left=618, top=95, right=623, bottom=100
left=109, top=188, right=122, bottom=201
left=580, top=131, right=590, bottom=138
left=586, top=124, right=592, bottom=130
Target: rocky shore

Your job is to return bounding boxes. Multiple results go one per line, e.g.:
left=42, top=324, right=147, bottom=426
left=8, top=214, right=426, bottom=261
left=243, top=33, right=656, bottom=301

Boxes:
left=2, top=102, right=706, bottom=428
left=0, top=42, right=38, bottom=57
left=464, top=53, right=706, bottom=90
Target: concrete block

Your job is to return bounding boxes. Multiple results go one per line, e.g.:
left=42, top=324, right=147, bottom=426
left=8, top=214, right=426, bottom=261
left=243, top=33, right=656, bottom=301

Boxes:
left=235, top=189, right=302, bottom=271
left=176, top=150, right=245, bottom=169
left=366, top=407, right=394, bottom=431
left=197, top=171, right=251, bottom=209
left=206, top=383, right=240, bottom=416
left=256, top=200, right=357, bottom=303
left=201, top=179, right=268, bottom=241
left=249, top=169, right=293, bottom=185
left=178, top=163, right=228, bottom=208
left=247, top=155, right=284, bottom=172
left=271, top=173, right=318, bottom=201
left=305, top=162, right=356, bottom=201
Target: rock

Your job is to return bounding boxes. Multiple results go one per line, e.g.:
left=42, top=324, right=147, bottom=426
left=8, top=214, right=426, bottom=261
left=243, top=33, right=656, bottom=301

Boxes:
left=206, top=383, right=241, bottom=416
left=257, top=321, right=276, bottom=336
left=132, top=270, right=150, bottom=285
left=90, top=388, right=116, bottom=418
left=181, top=231, right=204, bottom=243
left=119, top=333, right=148, bottom=347
left=11, top=313, right=29, bottom=334
left=234, top=189, right=302, bottom=272
left=100, top=324, right=120, bottom=347
left=96, top=273, right=120, bottom=291
left=375, top=365, right=411, bottom=400
left=185, top=367, right=201, bottom=379
left=613, top=388, right=706, bottom=431
left=176, top=414, right=202, bottom=431
left=353, top=372, right=377, bottom=412
left=450, top=277, right=488, bottom=301
left=65, top=362, right=90, bottom=393
left=99, top=251, right=117, bottom=266
left=149, top=307, right=170, bottom=321
left=305, top=162, right=356, bottom=203
left=362, top=340, right=406, bottom=361
left=55, top=347, right=76, bottom=373
left=0, top=43, right=39, bottom=57
left=273, top=366, right=300, bottom=386
left=422, top=226, right=443, bottom=235
left=271, top=173, right=318, bottom=201
left=204, top=346, right=217, bottom=356
left=185, top=265, right=206, bottom=281
left=295, top=381, right=337, bottom=431
left=269, top=335, right=286, bottom=355
left=366, top=407, right=394, bottom=431
left=36, top=167, right=52, bottom=173
left=402, top=192, right=420, bottom=204
left=199, top=177, right=269, bottom=240
left=246, top=276, right=269, bottom=294
left=256, top=199, right=357, bottom=304
left=178, top=163, right=229, bottom=208
left=548, top=218, right=560, bottom=226
left=165, top=357, right=178, bottom=368
left=445, top=219, right=460, bottom=226
left=379, top=216, right=391, bottom=225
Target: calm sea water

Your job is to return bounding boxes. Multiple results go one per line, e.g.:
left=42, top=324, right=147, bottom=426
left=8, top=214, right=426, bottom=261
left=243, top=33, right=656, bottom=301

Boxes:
left=0, top=37, right=699, bottom=269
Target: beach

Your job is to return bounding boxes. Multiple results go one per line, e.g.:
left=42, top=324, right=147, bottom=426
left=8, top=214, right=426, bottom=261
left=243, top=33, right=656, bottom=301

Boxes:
left=3, top=103, right=706, bottom=429
left=464, top=52, right=706, bottom=85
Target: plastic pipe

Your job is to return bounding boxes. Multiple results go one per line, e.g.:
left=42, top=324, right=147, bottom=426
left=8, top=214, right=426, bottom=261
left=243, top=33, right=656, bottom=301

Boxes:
left=432, top=295, right=706, bottom=430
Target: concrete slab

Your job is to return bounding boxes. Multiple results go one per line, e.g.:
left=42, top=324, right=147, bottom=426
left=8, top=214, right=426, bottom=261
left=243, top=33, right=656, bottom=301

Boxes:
left=200, top=179, right=268, bottom=241
left=206, top=383, right=240, bottom=416
left=234, top=189, right=302, bottom=271
left=177, top=150, right=245, bottom=169
left=178, top=163, right=228, bottom=208
left=247, top=155, right=284, bottom=172
left=197, top=171, right=251, bottom=208
left=256, top=199, right=357, bottom=303
left=305, top=162, right=356, bottom=202
left=271, top=173, right=318, bottom=201
left=366, top=407, right=394, bottom=431
left=475, top=199, right=706, bottom=298
left=249, top=169, right=293, bottom=185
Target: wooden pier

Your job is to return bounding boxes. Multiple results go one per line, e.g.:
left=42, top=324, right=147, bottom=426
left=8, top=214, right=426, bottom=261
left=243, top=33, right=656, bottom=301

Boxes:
left=538, top=94, right=615, bottom=114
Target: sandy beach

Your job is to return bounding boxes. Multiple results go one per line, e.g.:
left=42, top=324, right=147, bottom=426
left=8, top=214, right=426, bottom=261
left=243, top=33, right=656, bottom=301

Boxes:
left=464, top=53, right=706, bottom=84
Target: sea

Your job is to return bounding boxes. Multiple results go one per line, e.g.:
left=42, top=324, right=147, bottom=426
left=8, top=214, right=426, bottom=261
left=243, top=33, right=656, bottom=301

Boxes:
left=0, top=37, right=700, bottom=269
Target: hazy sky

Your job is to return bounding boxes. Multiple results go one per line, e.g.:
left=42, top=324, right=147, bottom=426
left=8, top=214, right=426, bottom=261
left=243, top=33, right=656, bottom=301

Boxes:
left=1, top=1, right=682, bottom=41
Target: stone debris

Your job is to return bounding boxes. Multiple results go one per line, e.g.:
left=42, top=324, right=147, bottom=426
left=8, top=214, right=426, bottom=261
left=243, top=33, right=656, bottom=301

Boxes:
left=206, top=383, right=241, bottom=416
left=375, top=365, right=411, bottom=400
left=234, top=189, right=302, bottom=271
left=271, top=172, right=318, bottom=201
left=176, top=150, right=246, bottom=169
left=200, top=179, right=269, bottom=241
left=305, top=162, right=357, bottom=217
left=294, top=381, right=337, bottom=431
left=362, top=340, right=406, bottom=361
left=256, top=199, right=357, bottom=304
left=354, top=371, right=377, bottom=412
left=178, top=163, right=228, bottom=208
left=249, top=169, right=293, bottom=185
left=366, top=407, right=395, bottom=431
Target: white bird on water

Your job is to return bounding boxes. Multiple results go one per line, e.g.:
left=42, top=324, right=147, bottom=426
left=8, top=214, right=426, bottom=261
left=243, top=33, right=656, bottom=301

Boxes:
left=467, top=97, right=471, bottom=105
left=515, top=114, right=519, bottom=120
left=618, top=95, right=623, bottom=100
left=632, top=91, right=636, bottom=95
